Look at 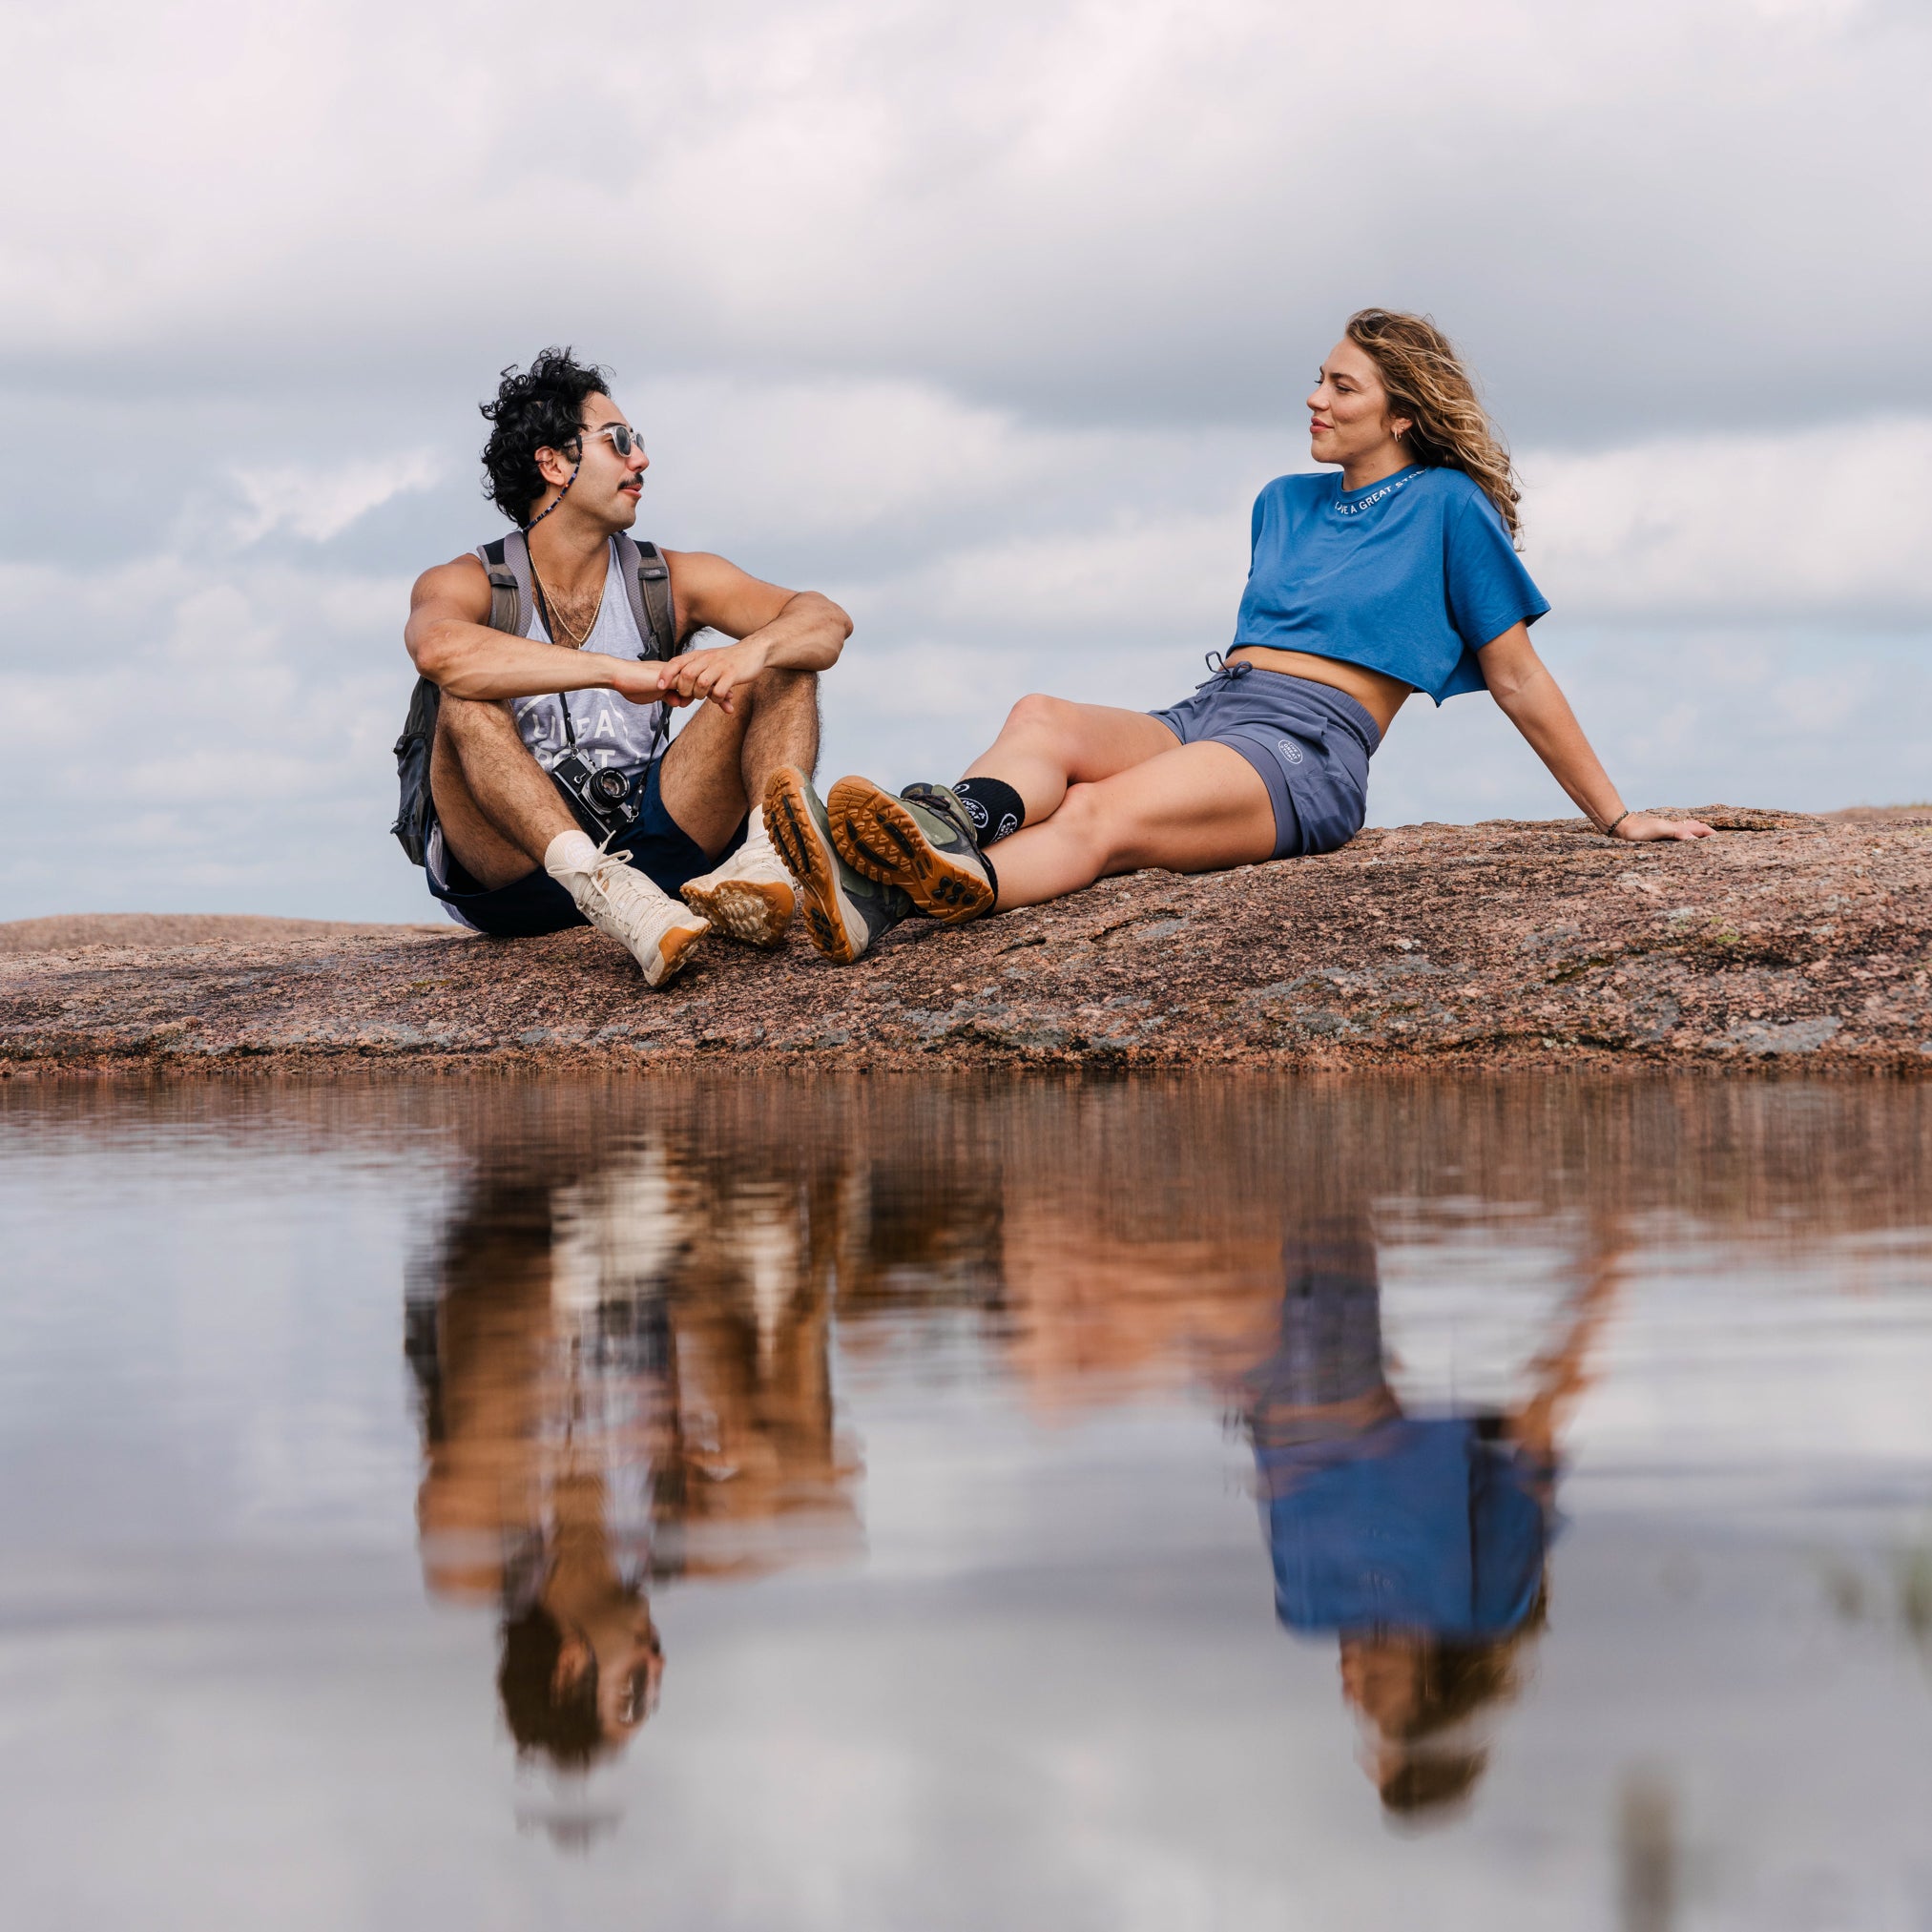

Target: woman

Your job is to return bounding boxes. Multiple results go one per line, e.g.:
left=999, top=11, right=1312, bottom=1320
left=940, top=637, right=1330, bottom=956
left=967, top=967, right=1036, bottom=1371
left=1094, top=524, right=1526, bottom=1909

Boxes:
left=763, top=308, right=1711, bottom=964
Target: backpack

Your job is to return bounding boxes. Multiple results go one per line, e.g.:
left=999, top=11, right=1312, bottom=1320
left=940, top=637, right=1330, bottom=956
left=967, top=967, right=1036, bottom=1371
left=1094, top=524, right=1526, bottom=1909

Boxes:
left=389, top=530, right=676, bottom=866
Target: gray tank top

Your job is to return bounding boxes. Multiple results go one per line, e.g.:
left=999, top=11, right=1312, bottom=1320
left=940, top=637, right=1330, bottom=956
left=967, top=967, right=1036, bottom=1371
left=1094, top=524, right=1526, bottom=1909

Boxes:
left=512, top=542, right=669, bottom=776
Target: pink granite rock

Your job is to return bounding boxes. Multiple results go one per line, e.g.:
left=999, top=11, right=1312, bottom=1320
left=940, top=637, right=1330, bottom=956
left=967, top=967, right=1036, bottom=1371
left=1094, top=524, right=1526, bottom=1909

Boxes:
left=3, top=808, right=1926, bottom=1078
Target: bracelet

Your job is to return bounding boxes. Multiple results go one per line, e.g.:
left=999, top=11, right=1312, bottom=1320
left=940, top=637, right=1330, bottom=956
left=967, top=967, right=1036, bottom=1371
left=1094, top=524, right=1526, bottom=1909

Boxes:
left=1601, top=809, right=1631, bottom=837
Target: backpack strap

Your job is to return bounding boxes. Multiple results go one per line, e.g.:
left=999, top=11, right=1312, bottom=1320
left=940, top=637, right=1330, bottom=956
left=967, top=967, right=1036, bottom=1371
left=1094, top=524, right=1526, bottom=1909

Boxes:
left=475, top=531, right=534, bottom=637
left=613, top=533, right=677, bottom=662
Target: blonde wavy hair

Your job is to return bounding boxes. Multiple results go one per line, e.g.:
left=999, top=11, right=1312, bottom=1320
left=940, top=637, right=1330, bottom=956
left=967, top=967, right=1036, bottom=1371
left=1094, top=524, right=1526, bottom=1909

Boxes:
left=1344, top=309, right=1523, bottom=543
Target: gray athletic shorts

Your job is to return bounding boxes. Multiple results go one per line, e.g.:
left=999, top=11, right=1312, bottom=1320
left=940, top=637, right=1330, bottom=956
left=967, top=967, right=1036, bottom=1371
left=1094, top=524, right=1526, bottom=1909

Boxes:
left=1149, top=662, right=1381, bottom=859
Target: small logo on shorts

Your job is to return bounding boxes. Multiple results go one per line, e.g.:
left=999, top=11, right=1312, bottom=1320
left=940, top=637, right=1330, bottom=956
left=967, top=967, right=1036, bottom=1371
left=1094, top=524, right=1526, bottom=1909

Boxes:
left=1276, top=737, right=1305, bottom=767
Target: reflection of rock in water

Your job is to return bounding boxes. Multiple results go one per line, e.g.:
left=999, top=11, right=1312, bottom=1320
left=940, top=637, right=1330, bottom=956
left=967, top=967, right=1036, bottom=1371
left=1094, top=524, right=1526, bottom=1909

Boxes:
left=1619, top=1772, right=1677, bottom=1932
left=405, top=1132, right=863, bottom=1774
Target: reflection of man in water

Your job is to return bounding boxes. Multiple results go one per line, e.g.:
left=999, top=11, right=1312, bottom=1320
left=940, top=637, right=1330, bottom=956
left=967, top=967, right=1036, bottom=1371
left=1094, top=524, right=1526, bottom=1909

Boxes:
left=1243, top=1220, right=1617, bottom=1822
left=407, top=1142, right=859, bottom=1772
left=494, top=1465, right=665, bottom=1768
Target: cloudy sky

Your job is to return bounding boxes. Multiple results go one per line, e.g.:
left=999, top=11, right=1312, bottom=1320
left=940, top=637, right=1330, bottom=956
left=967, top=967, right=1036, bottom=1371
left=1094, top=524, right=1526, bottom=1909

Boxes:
left=2, top=0, right=1926, bottom=921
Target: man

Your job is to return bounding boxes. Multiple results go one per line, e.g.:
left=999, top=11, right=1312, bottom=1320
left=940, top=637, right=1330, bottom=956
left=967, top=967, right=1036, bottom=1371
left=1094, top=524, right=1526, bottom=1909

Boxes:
left=404, top=348, right=848, bottom=986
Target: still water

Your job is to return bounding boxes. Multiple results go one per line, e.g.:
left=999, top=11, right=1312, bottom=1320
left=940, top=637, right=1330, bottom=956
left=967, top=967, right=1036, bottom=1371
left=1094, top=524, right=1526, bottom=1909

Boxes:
left=2, top=1074, right=1930, bottom=1929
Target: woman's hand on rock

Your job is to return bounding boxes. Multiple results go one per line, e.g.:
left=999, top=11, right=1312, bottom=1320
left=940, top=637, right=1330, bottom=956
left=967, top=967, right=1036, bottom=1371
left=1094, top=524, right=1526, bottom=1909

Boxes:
left=1613, top=813, right=1714, bottom=842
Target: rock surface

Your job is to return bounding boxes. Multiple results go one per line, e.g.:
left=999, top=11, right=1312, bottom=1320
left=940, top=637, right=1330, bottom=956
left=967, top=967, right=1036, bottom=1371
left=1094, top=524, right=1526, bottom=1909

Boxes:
left=0, top=913, right=449, bottom=955
left=2, top=807, right=1926, bottom=1078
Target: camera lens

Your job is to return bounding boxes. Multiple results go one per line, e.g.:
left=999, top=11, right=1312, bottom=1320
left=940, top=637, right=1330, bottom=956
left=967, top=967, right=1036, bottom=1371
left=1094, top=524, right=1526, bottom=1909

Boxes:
left=590, top=769, right=629, bottom=806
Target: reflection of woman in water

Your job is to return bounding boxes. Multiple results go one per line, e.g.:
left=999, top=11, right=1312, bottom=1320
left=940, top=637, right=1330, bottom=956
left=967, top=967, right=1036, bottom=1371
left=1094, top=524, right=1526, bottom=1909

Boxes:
left=1243, top=1220, right=1617, bottom=1821
left=406, top=1144, right=859, bottom=1772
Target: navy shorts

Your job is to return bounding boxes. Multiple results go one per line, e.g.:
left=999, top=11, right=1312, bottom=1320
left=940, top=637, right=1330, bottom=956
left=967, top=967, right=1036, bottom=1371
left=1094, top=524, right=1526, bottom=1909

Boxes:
left=1150, top=663, right=1381, bottom=859
left=426, top=756, right=742, bottom=938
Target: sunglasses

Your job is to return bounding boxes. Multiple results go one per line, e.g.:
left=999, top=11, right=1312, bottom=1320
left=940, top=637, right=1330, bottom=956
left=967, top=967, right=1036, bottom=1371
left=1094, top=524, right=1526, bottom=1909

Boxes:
left=576, top=423, right=647, bottom=461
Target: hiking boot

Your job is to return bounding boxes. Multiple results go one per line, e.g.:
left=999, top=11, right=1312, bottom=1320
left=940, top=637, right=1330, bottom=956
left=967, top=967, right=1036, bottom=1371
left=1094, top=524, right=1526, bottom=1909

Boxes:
left=679, top=812, right=797, bottom=948
left=827, top=777, right=998, bottom=924
left=762, top=767, right=914, bottom=966
left=546, top=843, right=711, bottom=988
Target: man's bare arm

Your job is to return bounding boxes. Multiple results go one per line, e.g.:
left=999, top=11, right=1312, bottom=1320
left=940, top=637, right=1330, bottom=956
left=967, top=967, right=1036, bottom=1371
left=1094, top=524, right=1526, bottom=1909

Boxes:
left=404, top=554, right=666, bottom=705
left=653, top=550, right=851, bottom=712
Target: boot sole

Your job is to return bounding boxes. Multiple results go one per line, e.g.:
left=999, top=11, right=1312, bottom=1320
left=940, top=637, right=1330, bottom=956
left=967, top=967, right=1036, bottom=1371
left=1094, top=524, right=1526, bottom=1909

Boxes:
left=645, top=917, right=710, bottom=988
left=762, top=770, right=865, bottom=966
left=827, top=779, right=996, bottom=924
left=680, top=875, right=796, bottom=949
left=570, top=868, right=711, bottom=989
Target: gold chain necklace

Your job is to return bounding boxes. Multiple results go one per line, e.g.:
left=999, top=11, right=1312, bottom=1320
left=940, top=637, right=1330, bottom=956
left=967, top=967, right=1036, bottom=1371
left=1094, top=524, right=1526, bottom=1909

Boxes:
left=530, top=557, right=605, bottom=650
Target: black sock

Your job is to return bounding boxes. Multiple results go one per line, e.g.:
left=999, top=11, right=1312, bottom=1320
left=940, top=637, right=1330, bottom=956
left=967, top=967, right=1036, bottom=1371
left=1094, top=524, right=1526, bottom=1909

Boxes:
left=952, top=777, right=1025, bottom=846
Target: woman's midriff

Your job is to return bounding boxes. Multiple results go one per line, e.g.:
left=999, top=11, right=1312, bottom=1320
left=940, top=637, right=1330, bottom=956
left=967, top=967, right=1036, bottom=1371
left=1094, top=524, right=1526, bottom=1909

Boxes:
left=1226, top=646, right=1411, bottom=736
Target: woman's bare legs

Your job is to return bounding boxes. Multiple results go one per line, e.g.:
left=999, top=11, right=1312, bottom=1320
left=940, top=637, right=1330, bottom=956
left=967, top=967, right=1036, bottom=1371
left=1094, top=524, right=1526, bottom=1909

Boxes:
left=963, top=696, right=1182, bottom=819
left=958, top=693, right=1278, bottom=909
left=988, top=740, right=1277, bottom=907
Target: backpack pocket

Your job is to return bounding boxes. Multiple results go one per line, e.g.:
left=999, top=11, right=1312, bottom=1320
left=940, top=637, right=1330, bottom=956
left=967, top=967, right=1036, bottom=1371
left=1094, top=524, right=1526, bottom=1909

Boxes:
left=390, top=675, right=443, bottom=866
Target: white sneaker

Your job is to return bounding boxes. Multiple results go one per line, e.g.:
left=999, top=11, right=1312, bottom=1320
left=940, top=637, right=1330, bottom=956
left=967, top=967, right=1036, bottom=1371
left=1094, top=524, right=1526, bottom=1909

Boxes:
left=679, top=812, right=797, bottom=949
left=546, top=836, right=710, bottom=988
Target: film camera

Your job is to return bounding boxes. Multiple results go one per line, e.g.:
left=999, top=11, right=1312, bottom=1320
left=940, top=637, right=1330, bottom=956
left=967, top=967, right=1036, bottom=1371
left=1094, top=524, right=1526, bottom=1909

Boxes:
left=548, top=751, right=644, bottom=846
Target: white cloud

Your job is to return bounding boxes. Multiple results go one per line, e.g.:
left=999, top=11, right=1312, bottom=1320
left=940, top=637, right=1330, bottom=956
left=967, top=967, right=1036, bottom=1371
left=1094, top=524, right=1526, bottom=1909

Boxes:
left=1522, top=417, right=1932, bottom=621
left=634, top=376, right=1263, bottom=555
left=230, top=452, right=443, bottom=545
left=0, top=555, right=416, bottom=918
left=910, top=517, right=1243, bottom=633
left=3, top=0, right=1930, bottom=435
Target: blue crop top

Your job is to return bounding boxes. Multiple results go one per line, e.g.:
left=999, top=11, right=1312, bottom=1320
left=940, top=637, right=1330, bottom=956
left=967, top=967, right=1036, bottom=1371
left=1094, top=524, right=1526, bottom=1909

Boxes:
left=1232, top=466, right=1550, bottom=704
left=1260, top=1417, right=1550, bottom=1638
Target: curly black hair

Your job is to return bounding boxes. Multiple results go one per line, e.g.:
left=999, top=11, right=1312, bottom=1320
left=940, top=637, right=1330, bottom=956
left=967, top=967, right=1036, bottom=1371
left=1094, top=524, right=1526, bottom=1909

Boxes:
left=479, top=348, right=613, bottom=526
left=497, top=1599, right=607, bottom=1769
